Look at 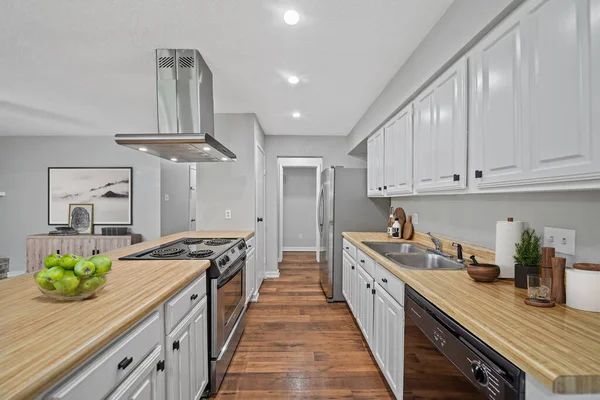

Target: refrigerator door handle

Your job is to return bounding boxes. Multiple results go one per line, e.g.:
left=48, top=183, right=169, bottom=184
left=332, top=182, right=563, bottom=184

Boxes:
left=317, top=186, right=324, bottom=234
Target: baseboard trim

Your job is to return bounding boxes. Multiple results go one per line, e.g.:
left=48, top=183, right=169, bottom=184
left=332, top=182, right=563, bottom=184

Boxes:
left=251, top=292, right=260, bottom=302
left=265, top=270, right=280, bottom=279
left=282, top=247, right=317, bottom=252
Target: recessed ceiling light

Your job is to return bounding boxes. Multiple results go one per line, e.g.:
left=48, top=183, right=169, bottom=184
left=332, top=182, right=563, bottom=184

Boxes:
left=288, top=76, right=299, bottom=84
left=139, top=147, right=147, bottom=152
left=203, top=147, right=211, bottom=151
left=284, top=10, right=300, bottom=25
left=170, top=158, right=178, bottom=162
left=221, top=157, right=228, bottom=161
left=292, top=112, right=301, bottom=118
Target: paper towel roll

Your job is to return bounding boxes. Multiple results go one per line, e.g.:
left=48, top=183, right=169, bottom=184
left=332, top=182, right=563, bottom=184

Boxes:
left=494, top=220, right=524, bottom=279
left=566, top=268, right=600, bottom=312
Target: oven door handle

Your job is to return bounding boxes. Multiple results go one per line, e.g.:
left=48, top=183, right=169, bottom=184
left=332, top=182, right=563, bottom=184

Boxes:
left=217, top=256, right=246, bottom=288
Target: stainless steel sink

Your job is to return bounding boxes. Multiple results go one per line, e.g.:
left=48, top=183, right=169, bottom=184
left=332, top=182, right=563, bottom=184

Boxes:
left=385, top=253, right=465, bottom=270
left=362, top=242, right=427, bottom=255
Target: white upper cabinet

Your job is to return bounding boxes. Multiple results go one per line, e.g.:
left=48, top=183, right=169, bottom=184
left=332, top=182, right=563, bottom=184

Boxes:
left=414, top=58, right=467, bottom=193
left=384, top=104, right=414, bottom=195
left=367, top=129, right=385, bottom=197
left=471, top=0, right=600, bottom=190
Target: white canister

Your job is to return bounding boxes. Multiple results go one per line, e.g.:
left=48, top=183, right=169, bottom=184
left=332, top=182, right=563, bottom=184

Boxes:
left=566, top=268, right=600, bottom=312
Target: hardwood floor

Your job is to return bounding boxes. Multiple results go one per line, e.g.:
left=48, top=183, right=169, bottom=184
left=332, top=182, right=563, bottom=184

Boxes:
left=215, top=251, right=394, bottom=399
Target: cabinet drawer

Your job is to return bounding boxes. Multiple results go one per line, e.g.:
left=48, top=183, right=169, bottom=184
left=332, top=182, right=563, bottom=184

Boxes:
left=342, top=238, right=356, bottom=260
left=47, top=311, right=161, bottom=400
left=246, top=236, right=256, bottom=252
left=165, top=272, right=207, bottom=334
left=356, top=249, right=375, bottom=278
left=375, top=263, right=404, bottom=306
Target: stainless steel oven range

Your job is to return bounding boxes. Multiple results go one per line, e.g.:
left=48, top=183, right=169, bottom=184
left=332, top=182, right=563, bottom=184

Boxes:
left=119, top=237, right=247, bottom=396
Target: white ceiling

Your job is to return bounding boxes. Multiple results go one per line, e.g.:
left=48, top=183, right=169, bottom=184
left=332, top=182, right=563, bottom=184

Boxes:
left=0, top=0, right=453, bottom=137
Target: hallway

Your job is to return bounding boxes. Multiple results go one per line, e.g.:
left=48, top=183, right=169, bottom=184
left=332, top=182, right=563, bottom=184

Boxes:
left=216, top=252, right=394, bottom=399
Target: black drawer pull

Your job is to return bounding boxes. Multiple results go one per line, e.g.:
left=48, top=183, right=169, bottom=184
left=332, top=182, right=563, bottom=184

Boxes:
left=173, top=340, right=180, bottom=351
left=366, top=283, right=371, bottom=289
left=191, top=293, right=199, bottom=301
left=475, top=170, right=483, bottom=178
left=118, top=357, right=133, bottom=370
left=345, top=247, right=349, bottom=250
left=157, top=360, right=165, bottom=372
left=360, top=259, right=365, bottom=263
left=57, top=249, right=60, bottom=255
left=351, top=265, right=355, bottom=270
left=381, top=278, right=388, bottom=283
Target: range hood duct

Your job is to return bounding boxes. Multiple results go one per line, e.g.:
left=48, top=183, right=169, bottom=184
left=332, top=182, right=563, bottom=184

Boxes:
left=115, top=49, right=236, bottom=162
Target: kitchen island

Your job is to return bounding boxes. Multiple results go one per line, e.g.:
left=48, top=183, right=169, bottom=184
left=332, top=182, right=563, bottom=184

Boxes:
left=343, top=232, right=600, bottom=397
left=0, top=230, right=254, bottom=400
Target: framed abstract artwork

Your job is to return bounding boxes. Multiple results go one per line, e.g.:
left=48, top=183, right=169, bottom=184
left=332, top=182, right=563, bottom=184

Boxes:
left=68, top=203, right=94, bottom=234
left=48, top=167, right=133, bottom=225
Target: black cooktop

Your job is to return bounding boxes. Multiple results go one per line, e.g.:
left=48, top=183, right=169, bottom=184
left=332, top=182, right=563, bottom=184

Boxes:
left=119, top=237, right=243, bottom=261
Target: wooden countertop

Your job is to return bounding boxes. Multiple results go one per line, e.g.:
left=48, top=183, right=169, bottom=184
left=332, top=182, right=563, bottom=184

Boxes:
left=343, top=232, right=600, bottom=395
left=0, top=229, right=254, bottom=400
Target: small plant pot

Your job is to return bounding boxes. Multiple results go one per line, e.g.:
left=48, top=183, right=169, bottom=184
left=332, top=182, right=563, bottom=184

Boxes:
left=514, top=264, right=539, bottom=289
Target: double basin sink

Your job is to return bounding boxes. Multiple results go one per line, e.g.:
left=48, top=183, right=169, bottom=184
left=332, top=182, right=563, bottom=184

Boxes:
left=362, top=242, right=465, bottom=270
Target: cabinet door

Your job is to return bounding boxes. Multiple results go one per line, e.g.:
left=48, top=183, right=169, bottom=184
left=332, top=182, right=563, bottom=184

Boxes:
left=414, top=89, right=436, bottom=191
left=342, top=255, right=351, bottom=305
left=105, top=345, right=165, bottom=400
left=353, top=265, right=366, bottom=333
left=381, top=288, right=404, bottom=397
left=97, top=237, right=132, bottom=255
left=522, top=0, right=600, bottom=182
left=190, top=297, right=208, bottom=399
left=384, top=104, right=413, bottom=195
left=79, top=237, right=97, bottom=258
left=373, top=284, right=387, bottom=371
left=367, top=129, right=385, bottom=197
left=26, top=237, right=61, bottom=273
left=246, top=251, right=256, bottom=303
left=60, top=238, right=85, bottom=256
left=471, top=11, right=526, bottom=187
left=356, top=265, right=374, bottom=347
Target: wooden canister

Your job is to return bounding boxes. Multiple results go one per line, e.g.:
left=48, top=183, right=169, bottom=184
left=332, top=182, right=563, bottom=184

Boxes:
left=541, top=247, right=555, bottom=281
left=551, top=257, right=566, bottom=304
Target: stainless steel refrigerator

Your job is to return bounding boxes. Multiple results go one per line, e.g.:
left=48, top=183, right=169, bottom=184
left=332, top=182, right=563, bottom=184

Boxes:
left=318, top=167, right=389, bottom=302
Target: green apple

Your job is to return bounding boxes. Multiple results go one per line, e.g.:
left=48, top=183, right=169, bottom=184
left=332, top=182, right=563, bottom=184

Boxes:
left=74, top=260, right=95, bottom=277
left=44, top=253, right=62, bottom=268
left=36, top=270, right=56, bottom=291
left=90, top=255, right=112, bottom=274
left=59, top=254, right=80, bottom=270
left=46, top=266, right=65, bottom=283
left=53, top=270, right=80, bottom=294
left=79, top=276, right=102, bottom=292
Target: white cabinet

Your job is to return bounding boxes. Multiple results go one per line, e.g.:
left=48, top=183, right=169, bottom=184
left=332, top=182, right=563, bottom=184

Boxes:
left=373, top=283, right=405, bottom=399
left=342, top=253, right=353, bottom=310
left=246, top=249, right=256, bottom=303
left=384, top=105, right=414, bottom=196
left=355, top=264, right=374, bottom=347
left=166, top=297, right=208, bottom=400
left=471, top=0, right=600, bottom=191
left=367, top=128, right=385, bottom=197
left=105, top=346, right=165, bottom=400
left=414, top=58, right=468, bottom=193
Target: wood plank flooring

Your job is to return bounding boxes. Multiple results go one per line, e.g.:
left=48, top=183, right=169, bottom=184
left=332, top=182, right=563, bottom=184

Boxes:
left=215, top=252, right=394, bottom=399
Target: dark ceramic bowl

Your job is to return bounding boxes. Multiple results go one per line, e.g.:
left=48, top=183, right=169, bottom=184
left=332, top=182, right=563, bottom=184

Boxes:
left=467, top=263, right=500, bottom=283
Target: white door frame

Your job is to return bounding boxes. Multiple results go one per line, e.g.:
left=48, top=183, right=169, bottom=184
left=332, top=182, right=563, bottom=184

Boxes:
left=277, top=157, right=323, bottom=263
left=255, top=142, right=266, bottom=288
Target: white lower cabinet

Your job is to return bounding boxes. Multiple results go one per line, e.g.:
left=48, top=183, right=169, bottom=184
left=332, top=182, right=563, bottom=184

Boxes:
left=246, top=249, right=256, bottom=303
left=356, top=264, right=374, bottom=347
left=342, top=252, right=353, bottom=310
left=166, top=297, right=208, bottom=400
left=106, top=346, right=165, bottom=400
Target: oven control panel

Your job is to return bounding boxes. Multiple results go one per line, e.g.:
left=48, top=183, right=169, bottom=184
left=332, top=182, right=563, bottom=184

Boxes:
left=216, top=240, right=246, bottom=272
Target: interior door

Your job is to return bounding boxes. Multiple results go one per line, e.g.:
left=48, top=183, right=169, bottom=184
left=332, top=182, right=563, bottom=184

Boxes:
left=189, top=165, right=197, bottom=231
left=255, top=145, right=266, bottom=289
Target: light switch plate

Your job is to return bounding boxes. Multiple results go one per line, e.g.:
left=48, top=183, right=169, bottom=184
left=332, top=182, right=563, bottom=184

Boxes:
left=543, top=227, right=576, bottom=255
left=164, top=194, right=169, bottom=201
left=225, top=210, right=232, bottom=219
left=0, top=192, right=5, bottom=197
left=413, top=213, right=419, bottom=225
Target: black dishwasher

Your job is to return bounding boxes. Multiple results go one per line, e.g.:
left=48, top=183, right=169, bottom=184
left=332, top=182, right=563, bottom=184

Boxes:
left=404, top=286, right=525, bottom=399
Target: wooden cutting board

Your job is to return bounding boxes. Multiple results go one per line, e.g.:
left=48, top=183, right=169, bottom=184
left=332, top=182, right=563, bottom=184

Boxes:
left=403, top=215, right=414, bottom=240
left=393, top=207, right=406, bottom=229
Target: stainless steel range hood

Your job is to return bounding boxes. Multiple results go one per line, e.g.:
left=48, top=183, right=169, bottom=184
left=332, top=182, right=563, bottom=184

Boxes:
left=115, top=49, right=236, bottom=162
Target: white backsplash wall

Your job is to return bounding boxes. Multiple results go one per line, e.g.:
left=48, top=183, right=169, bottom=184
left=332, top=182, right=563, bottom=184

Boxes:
left=391, top=191, right=600, bottom=264
left=282, top=167, right=317, bottom=250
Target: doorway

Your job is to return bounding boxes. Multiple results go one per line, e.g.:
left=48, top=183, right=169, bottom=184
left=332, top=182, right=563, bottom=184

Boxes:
left=189, top=165, right=197, bottom=231
left=255, top=144, right=266, bottom=293
left=277, top=157, right=323, bottom=263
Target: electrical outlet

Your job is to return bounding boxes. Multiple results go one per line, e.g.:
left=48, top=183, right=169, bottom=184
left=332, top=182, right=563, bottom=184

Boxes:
left=543, top=227, right=576, bottom=255
left=164, top=194, right=169, bottom=201
left=298, top=233, right=303, bottom=239
left=413, top=213, right=419, bottom=225
left=225, top=210, right=232, bottom=219
left=0, top=192, right=5, bottom=197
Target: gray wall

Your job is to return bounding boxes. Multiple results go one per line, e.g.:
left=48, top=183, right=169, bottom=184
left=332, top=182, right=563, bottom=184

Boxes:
left=160, top=160, right=191, bottom=236
left=196, top=113, right=258, bottom=231
left=391, top=191, right=600, bottom=265
left=282, top=168, right=317, bottom=249
left=265, top=135, right=366, bottom=273
left=0, top=136, right=161, bottom=274
left=347, top=0, right=524, bottom=153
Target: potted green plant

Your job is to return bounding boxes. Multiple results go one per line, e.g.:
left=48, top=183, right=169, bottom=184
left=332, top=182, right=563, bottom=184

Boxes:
left=513, top=229, right=542, bottom=289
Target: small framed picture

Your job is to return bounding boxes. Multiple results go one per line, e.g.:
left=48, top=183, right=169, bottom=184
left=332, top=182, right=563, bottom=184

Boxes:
left=68, top=204, right=94, bottom=234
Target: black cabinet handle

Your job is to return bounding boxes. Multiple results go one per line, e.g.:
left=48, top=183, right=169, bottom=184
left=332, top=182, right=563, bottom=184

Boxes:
left=384, top=186, right=387, bottom=190
left=257, top=217, right=264, bottom=222
left=351, top=265, right=355, bottom=270
left=157, top=360, right=165, bottom=372
left=382, top=278, right=388, bottom=283
left=191, top=293, right=199, bottom=301
left=366, top=283, right=371, bottom=289
left=173, top=340, right=180, bottom=351
left=360, top=259, right=365, bottom=263
left=345, top=247, right=349, bottom=250
left=378, top=187, right=382, bottom=191
left=453, top=174, right=460, bottom=182
left=118, top=357, right=133, bottom=370
left=57, top=249, right=60, bottom=255
left=475, top=170, right=483, bottom=178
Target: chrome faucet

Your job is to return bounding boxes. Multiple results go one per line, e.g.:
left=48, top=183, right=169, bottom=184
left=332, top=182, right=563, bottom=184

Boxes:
left=427, top=232, right=442, bottom=252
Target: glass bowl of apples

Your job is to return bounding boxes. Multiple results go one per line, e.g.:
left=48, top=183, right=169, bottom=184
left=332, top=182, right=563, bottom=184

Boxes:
left=34, top=253, right=112, bottom=301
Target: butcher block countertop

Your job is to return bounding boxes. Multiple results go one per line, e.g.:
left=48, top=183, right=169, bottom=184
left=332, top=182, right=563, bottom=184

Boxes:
left=343, top=232, right=600, bottom=395
left=0, top=230, right=253, bottom=400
